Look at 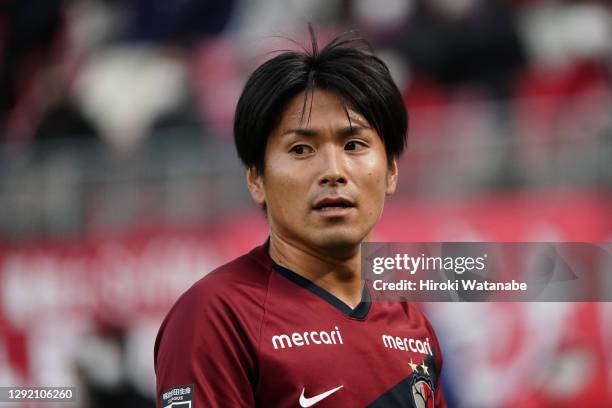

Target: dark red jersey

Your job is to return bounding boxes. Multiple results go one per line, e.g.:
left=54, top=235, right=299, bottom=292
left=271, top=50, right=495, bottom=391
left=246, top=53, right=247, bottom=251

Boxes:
left=155, top=242, right=446, bottom=407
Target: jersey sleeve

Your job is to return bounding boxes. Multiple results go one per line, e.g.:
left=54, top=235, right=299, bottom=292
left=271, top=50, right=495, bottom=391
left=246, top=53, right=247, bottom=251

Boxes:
left=154, top=283, right=258, bottom=408
left=423, top=313, right=447, bottom=408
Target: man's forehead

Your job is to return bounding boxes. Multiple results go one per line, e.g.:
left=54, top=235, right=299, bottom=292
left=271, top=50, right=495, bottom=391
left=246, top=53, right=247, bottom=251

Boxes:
left=280, top=90, right=369, bottom=128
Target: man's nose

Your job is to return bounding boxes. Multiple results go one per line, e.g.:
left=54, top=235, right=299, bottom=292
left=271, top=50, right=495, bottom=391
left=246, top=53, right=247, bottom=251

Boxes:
left=318, top=146, right=347, bottom=186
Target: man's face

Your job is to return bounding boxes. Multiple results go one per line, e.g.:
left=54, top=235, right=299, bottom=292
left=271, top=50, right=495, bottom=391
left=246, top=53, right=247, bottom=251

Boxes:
left=247, top=89, right=398, bottom=254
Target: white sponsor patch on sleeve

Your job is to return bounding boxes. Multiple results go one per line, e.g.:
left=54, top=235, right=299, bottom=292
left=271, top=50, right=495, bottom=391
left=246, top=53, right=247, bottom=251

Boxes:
left=160, top=384, right=194, bottom=408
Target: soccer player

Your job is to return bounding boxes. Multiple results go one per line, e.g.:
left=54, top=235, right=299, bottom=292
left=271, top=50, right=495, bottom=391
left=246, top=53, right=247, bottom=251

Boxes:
left=155, top=29, right=447, bottom=408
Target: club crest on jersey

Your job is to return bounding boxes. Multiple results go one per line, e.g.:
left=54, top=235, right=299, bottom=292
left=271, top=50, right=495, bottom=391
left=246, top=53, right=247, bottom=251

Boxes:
left=160, top=384, right=193, bottom=408
left=408, top=359, right=434, bottom=408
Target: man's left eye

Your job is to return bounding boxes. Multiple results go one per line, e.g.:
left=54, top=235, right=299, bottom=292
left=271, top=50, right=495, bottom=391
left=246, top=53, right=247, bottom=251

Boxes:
left=345, top=141, right=366, bottom=151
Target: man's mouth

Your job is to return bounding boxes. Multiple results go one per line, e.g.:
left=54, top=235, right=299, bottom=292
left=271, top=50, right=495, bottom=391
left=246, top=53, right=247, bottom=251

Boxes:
left=312, top=197, right=356, bottom=212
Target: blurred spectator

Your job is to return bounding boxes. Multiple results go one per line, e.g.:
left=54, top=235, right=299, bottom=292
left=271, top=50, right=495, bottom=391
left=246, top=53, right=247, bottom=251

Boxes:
left=1, top=0, right=237, bottom=151
left=394, top=0, right=527, bottom=99
left=519, top=1, right=612, bottom=70
left=73, top=46, right=189, bottom=152
left=75, top=321, right=155, bottom=408
left=0, top=0, right=64, bottom=139
left=126, top=0, right=235, bottom=44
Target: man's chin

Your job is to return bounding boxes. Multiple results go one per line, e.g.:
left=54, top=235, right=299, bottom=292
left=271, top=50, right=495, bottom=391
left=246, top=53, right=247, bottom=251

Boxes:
left=311, top=232, right=364, bottom=257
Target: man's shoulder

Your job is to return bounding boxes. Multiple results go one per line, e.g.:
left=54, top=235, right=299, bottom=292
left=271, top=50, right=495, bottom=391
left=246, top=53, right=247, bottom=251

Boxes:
left=154, top=244, right=272, bottom=373
left=172, top=243, right=273, bottom=312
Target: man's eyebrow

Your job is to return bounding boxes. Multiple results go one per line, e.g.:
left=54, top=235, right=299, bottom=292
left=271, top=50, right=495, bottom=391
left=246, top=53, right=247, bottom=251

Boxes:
left=337, top=124, right=370, bottom=136
left=281, top=124, right=371, bottom=138
left=280, top=128, right=318, bottom=138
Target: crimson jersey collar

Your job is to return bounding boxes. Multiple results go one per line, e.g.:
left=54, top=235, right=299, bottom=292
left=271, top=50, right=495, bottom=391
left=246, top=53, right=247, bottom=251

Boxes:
left=252, top=238, right=372, bottom=319
left=273, top=263, right=372, bottom=319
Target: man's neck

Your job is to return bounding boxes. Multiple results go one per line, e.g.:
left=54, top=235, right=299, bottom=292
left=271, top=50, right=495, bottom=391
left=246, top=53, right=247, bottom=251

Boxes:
left=268, top=233, right=364, bottom=309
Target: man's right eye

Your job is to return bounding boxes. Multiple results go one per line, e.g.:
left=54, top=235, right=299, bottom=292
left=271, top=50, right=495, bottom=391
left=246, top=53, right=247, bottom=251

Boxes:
left=289, top=145, right=313, bottom=155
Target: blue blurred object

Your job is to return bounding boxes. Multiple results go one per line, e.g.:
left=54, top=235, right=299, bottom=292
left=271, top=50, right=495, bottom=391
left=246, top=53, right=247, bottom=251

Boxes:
left=126, top=0, right=235, bottom=43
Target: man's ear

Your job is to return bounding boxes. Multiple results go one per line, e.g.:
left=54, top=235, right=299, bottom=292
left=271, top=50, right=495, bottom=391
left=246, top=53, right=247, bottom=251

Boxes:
left=246, top=167, right=266, bottom=205
left=385, top=159, right=398, bottom=196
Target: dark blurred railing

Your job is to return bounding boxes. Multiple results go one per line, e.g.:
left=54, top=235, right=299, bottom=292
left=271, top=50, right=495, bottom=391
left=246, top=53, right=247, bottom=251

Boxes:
left=1, top=95, right=611, bottom=241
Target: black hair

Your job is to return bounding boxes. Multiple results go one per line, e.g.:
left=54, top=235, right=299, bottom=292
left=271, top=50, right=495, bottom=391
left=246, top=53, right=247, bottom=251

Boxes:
left=234, top=26, right=408, bottom=174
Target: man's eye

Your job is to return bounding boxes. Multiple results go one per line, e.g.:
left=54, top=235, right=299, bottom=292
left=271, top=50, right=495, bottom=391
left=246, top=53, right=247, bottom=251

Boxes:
left=345, top=141, right=366, bottom=151
left=289, top=145, right=313, bottom=155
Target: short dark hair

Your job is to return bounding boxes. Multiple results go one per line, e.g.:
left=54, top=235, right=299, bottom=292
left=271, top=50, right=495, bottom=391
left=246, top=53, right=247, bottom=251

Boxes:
left=234, top=26, right=408, bottom=174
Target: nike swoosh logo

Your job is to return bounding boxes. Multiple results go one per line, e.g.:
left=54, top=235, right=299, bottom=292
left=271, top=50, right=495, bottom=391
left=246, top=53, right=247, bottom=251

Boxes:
left=299, top=385, right=343, bottom=407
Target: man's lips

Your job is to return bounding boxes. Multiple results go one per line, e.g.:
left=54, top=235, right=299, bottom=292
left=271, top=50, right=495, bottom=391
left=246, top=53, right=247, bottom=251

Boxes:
left=312, top=196, right=356, bottom=211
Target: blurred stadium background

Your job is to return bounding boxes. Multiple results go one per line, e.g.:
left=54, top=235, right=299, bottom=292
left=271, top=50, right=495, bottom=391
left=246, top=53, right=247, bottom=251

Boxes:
left=1, top=0, right=611, bottom=407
